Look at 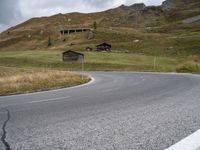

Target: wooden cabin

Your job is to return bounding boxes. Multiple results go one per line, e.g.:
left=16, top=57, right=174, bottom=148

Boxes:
left=96, top=43, right=112, bottom=52
left=62, top=50, right=84, bottom=62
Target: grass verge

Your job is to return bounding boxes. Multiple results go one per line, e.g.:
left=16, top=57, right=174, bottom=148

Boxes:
left=0, top=69, right=90, bottom=96
left=176, top=62, right=200, bottom=73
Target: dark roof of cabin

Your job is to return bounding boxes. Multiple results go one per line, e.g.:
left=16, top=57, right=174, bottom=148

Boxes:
left=62, top=50, right=84, bottom=56
left=96, top=43, right=111, bottom=47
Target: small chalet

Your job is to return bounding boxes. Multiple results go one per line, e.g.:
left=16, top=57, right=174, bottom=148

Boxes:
left=96, top=43, right=112, bottom=52
left=62, top=50, right=84, bottom=62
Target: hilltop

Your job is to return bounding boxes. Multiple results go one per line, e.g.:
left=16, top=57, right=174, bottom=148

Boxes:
left=0, top=0, right=199, bottom=51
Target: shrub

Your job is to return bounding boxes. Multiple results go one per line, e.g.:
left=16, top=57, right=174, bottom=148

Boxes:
left=93, top=21, right=97, bottom=30
left=176, top=62, right=200, bottom=73
left=48, top=36, right=52, bottom=46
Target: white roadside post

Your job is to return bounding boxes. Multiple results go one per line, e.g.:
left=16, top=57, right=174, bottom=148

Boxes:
left=166, top=129, right=200, bottom=150
left=81, top=55, right=84, bottom=80
left=154, top=56, right=156, bottom=71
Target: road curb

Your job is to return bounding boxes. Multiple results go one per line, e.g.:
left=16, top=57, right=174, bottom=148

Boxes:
left=166, top=129, right=200, bottom=150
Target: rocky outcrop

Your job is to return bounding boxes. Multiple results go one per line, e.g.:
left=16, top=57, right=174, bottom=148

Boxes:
left=162, top=0, right=175, bottom=10
left=129, top=3, right=146, bottom=10
left=182, top=15, right=200, bottom=24
left=119, top=3, right=146, bottom=11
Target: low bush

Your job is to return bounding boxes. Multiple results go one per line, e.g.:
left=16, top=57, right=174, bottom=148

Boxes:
left=176, top=62, right=200, bottom=73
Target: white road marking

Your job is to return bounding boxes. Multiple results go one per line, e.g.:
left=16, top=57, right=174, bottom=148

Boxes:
left=166, top=129, right=200, bottom=150
left=0, top=96, right=71, bottom=111
left=101, top=88, right=118, bottom=93
left=27, top=96, right=71, bottom=104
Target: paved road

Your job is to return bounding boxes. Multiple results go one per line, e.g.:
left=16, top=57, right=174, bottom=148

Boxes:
left=0, top=72, right=200, bottom=150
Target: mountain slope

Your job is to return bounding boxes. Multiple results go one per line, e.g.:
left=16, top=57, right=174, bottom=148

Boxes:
left=0, top=0, right=199, bottom=51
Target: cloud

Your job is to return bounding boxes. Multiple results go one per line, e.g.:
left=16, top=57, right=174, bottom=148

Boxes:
left=0, top=0, right=164, bottom=32
left=17, top=0, right=121, bottom=18
left=0, top=24, right=7, bottom=32
left=0, top=0, right=23, bottom=31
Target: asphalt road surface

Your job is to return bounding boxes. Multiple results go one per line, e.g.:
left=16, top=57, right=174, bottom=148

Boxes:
left=0, top=72, right=200, bottom=150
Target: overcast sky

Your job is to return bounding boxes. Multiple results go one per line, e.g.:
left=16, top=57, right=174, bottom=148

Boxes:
left=0, top=0, right=164, bottom=32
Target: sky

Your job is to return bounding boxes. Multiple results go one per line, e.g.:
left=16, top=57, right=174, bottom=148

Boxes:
left=0, top=0, right=164, bottom=32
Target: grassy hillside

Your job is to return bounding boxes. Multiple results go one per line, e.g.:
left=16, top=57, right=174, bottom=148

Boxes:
left=0, top=0, right=199, bottom=73
left=0, top=50, right=199, bottom=73
left=0, top=0, right=199, bottom=96
left=0, top=0, right=199, bottom=50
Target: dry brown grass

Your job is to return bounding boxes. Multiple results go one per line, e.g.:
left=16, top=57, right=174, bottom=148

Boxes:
left=176, top=57, right=200, bottom=73
left=0, top=70, right=90, bottom=95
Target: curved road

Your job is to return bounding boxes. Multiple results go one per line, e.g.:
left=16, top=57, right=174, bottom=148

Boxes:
left=0, top=72, right=200, bottom=150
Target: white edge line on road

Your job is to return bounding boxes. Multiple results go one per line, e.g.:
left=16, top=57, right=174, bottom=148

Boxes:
left=101, top=88, right=118, bottom=93
left=0, top=75, right=95, bottom=99
left=165, top=129, right=200, bottom=150
left=0, top=96, right=72, bottom=108
left=27, top=96, right=71, bottom=104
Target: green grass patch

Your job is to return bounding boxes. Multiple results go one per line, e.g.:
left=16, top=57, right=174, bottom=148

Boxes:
left=0, top=51, right=179, bottom=72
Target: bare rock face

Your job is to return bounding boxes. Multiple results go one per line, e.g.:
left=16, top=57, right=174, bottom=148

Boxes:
left=88, top=31, right=94, bottom=40
left=162, top=0, right=175, bottom=10
left=129, top=3, right=146, bottom=10
left=119, top=3, right=146, bottom=11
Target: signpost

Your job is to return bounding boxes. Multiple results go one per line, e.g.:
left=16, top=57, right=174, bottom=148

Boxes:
left=154, top=57, right=156, bottom=71
left=81, top=56, right=84, bottom=80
